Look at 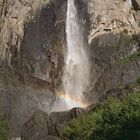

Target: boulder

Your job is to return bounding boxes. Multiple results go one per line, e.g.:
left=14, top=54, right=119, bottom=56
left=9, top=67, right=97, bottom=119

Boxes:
left=21, top=107, right=87, bottom=139
left=21, top=110, right=51, bottom=140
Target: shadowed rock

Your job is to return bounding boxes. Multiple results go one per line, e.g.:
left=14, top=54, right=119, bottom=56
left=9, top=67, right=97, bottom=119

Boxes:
left=21, top=107, right=89, bottom=140
left=21, top=110, right=50, bottom=140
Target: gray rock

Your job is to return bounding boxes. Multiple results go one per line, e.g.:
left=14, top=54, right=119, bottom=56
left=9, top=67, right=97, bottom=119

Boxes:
left=47, top=136, right=61, bottom=140
left=0, top=82, right=55, bottom=137
left=21, top=108, right=87, bottom=139
left=21, top=110, right=50, bottom=140
left=87, top=33, right=140, bottom=103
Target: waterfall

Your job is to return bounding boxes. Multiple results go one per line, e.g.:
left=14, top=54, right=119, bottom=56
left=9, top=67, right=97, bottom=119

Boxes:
left=52, top=0, right=90, bottom=112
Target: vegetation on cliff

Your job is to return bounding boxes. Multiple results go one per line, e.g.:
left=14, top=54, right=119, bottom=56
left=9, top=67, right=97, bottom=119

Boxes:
left=0, top=113, right=10, bottom=140
left=62, top=93, right=140, bottom=140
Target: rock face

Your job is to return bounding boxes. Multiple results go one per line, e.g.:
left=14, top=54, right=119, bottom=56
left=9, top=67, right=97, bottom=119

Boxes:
left=86, top=0, right=140, bottom=103
left=0, top=0, right=66, bottom=137
left=88, top=0, right=140, bottom=41
left=0, top=0, right=65, bottom=87
left=0, top=0, right=139, bottom=138
left=21, top=108, right=86, bottom=140
left=21, top=110, right=50, bottom=140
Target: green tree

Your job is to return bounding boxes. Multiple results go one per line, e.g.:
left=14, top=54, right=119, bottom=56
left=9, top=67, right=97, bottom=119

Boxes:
left=62, top=93, right=140, bottom=140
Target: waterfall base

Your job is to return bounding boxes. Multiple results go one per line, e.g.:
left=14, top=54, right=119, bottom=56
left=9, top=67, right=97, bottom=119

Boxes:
left=52, top=91, right=89, bottom=112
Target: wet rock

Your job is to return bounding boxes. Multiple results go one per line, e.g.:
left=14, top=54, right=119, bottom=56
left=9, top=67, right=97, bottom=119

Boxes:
left=132, top=0, right=140, bottom=10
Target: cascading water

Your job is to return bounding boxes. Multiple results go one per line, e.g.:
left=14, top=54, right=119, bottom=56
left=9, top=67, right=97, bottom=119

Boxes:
left=52, top=0, right=90, bottom=112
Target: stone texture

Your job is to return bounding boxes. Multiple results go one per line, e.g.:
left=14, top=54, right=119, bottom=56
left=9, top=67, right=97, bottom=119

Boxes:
left=0, top=0, right=65, bottom=137
left=47, top=136, right=61, bottom=140
left=49, top=107, right=85, bottom=136
left=88, top=0, right=140, bottom=43
left=21, top=107, right=87, bottom=140
left=0, top=80, right=55, bottom=137
left=87, top=33, right=140, bottom=103
left=21, top=110, right=50, bottom=140
left=0, top=0, right=139, bottom=86
left=0, top=0, right=65, bottom=88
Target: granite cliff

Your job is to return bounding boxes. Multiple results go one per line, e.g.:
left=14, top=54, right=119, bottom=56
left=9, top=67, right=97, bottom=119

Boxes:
left=0, top=0, right=139, bottom=139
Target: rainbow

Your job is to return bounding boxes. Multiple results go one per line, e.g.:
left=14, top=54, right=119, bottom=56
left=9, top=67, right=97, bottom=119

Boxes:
left=56, top=91, right=89, bottom=108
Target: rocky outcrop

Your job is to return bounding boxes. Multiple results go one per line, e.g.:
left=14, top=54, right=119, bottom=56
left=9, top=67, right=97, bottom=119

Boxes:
left=87, top=32, right=140, bottom=103
left=21, top=108, right=86, bottom=140
left=21, top=83, right=140, bottom=140
left=21, top=84, right=140, bottom=140
left=85, top=0, right=140, bottom=103
left=0, top=82, right=55, bottom=137
left=0, top=0, right=65, bottom=87
left=0, top=0, right=139, bottom=90
left=0, top=0, right=65, bottom=137
left=21, top=110, right=50, bottom=140
left=88, top=0, right=140, bottom=42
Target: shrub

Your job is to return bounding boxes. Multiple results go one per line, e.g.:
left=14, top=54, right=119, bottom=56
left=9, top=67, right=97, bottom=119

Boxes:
left=112, top=33, right=137, bottom=51
left=136, top=77, right=140, bottom=85
left=0, top=113, right=10, bottom=140
left=118, top=33, right=136, bottom=47
left=62, top=93, right=140, bottom=140
left=121, top=52, right=140, bottom=64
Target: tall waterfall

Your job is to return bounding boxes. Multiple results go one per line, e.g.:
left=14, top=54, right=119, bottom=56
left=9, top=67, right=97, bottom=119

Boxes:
left=52, top=0, right=90, bottom=112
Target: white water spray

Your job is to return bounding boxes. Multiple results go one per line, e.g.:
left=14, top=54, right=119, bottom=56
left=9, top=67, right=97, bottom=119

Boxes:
left=52, top=0, right=90, bottom=112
